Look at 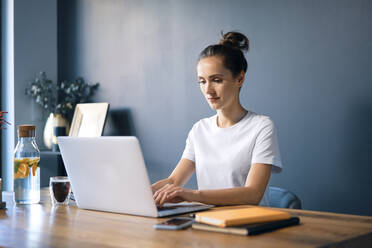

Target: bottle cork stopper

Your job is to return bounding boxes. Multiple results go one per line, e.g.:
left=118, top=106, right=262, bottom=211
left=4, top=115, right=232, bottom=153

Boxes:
left=18, top=125, right=36, bottom=137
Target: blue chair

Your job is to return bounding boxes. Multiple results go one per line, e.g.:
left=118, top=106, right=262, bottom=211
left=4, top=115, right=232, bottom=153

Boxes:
left=268, top=186, right=302, bottom=209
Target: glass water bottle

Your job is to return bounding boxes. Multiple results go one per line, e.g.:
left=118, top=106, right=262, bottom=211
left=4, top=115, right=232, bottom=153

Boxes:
left=13, top=125, right=40, bottom=204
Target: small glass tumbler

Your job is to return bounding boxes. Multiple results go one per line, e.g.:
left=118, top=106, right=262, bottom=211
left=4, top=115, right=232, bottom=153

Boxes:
left=49, top=176, right=71, bottom=205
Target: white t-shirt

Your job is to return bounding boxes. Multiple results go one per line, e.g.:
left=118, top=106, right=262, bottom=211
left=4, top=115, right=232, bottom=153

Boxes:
left=181, top=111, right=283, bottom=206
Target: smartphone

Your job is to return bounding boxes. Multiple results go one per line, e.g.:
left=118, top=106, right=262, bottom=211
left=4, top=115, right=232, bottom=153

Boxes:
left=153, top=217, right=194, bottom=230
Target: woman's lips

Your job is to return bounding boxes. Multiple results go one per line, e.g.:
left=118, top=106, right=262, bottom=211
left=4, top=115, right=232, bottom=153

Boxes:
left=208, top=97, right=220, bottom=103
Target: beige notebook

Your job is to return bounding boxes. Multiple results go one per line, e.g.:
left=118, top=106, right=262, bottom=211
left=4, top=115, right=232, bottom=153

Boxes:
left=195, top=207, right=291, bottom=227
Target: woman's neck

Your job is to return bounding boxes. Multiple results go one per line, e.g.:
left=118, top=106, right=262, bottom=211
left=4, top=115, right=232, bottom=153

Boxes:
left=216, top=104, right=248, bottom=128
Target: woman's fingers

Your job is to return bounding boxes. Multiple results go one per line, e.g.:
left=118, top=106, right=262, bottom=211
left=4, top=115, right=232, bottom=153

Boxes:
left=161, top=188, right=184, bottom=205
left=154, top=187, right=169, bottom=205
left=158, top=191, right=169, bottom=207
left=168, top=189, right=182, bottom=198
left=159, top=186, right=178, bottom=205
left=154, top=184, right=185, bottom=206
left=167, top=191, right=183, bottom=203
left=154, top=184, right=174, bottom=206
left=153, top=183, right=172, bottom=199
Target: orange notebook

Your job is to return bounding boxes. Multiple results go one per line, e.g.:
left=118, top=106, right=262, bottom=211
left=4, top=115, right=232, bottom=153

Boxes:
left=195, top=207, right=291, bottom=227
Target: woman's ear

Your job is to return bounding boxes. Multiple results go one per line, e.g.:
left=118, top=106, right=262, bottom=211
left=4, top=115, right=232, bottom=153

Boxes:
left=237, top=71, right=245, bottom=87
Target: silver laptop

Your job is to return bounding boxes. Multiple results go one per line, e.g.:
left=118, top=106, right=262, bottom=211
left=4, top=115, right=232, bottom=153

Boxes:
left=58, top=136, right=213, bottom=217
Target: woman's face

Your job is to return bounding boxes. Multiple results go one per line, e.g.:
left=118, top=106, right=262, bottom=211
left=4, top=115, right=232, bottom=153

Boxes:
left=197, top=56, right=243, bottom=111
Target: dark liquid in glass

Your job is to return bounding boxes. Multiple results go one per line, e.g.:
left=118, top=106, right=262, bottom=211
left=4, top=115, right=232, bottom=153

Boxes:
left=52, top=181, right=71, bottom=202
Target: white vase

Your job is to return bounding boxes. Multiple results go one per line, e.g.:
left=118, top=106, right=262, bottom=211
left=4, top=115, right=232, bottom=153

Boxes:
left=43, top=113, right=70, bottom=149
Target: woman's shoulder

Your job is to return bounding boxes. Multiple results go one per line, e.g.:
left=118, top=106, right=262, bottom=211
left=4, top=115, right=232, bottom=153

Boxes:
left=247, top=111, right=274, bottom=124
left=244, top=111, right=276, bottom=131
left=189, top=115, right=216, bottom=132
left=195, top=115, right=216, bottom=126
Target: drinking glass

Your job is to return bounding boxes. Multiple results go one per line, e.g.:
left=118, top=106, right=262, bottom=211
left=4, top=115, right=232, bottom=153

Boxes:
left=49, top=176, right=71, bottom=205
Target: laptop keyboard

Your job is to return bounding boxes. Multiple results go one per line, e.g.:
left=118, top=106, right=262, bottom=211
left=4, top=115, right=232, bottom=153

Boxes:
left=157, top=206, right=179, bottom=211
left=156, top=203, right=214, bottom=217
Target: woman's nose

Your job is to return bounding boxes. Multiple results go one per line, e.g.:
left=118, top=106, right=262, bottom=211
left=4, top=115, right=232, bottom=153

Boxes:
left=205, top=82, right=214, bottom=94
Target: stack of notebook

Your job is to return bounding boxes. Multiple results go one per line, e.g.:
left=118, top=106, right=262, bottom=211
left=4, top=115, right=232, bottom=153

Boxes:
left=192, top=206, right=300, bottom=236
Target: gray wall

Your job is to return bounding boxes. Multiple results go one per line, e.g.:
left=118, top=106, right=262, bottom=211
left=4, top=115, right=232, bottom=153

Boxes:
left=58, top=0, right=372, bottom=215
left=14, top=0, right=57, bottom=150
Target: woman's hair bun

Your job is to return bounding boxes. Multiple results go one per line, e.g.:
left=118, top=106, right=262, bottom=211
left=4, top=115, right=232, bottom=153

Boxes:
left=219, top=31, right=249, bottom=52
left=199, top=31, right=249, bottom=76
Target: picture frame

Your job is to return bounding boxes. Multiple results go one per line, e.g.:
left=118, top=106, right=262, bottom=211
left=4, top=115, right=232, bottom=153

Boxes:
left=69, top=103, right=109, bottom=137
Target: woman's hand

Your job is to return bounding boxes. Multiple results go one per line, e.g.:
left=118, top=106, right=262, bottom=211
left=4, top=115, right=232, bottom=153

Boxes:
left=151, top=178, right=173, bottom=194
left=151, top=158, right=195, bottom=194
left=153, top=184, right=198, bottom=207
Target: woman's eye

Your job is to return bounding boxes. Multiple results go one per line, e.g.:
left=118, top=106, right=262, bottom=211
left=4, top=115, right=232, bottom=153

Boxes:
left=198, top=81, right=206, bottom=84
left=213, top=79, right=222, bottom=83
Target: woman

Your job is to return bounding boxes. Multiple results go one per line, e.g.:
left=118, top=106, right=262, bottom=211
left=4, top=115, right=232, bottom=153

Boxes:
left=152, top=31, right=282, bottom=207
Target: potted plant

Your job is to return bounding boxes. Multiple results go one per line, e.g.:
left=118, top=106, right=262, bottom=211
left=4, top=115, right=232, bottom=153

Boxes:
left=0, top=111, right=10, bottom=130
left=25, top=72, right=99, bottom=149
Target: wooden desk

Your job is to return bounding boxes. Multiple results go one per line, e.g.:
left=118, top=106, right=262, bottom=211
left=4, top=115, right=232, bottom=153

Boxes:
left=1, top=189, right=371, bottom=248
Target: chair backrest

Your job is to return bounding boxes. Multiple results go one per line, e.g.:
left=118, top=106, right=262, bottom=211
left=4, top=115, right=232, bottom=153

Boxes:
left=268, top=186, right=302, bottom=209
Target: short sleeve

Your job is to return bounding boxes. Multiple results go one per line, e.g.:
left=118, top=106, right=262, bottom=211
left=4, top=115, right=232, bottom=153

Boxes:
left=181, top=127, right=195, bottom=162
left=251, top=118, right=283, bottom=173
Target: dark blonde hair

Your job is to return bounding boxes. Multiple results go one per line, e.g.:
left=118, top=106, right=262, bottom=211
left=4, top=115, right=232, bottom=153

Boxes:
left=198, top=31, right=249, bottom=77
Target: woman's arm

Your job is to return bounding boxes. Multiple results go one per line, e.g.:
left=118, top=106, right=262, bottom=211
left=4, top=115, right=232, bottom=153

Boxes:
left=151, top=158, right=195, bottom=193
left=154, top=163, right=272, bottom=206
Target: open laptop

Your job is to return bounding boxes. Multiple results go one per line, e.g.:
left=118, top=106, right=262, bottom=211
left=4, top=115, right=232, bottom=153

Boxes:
left=58, top=136, right=213, bottom=217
